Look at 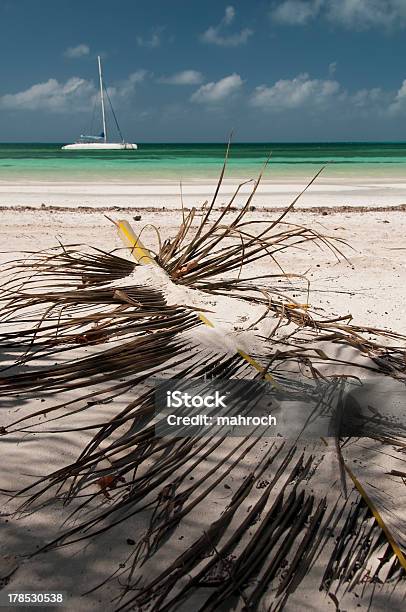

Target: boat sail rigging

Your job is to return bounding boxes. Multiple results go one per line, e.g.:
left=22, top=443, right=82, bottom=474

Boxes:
left=62, top=56, right=137, bottom=151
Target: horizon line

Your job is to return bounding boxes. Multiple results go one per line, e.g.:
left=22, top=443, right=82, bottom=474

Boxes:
left=2, top=140, right=406, bottom=145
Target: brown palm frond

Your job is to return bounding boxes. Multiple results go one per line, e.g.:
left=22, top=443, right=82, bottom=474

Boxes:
left=156, top=165, right=348, bottom=293
left=0, top=244, right=136, bottom=294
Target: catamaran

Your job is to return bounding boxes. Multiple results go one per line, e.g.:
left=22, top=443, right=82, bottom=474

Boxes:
left=62, top=56, right=137, bottom=151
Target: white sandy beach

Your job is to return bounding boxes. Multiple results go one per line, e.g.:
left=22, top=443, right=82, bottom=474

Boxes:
left=1, top=186, right=405, bottom=611
left=1, top=176, right=406, bottom=209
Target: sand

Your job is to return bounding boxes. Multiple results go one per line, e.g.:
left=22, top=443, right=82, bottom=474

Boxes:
left=1, top=175, right=406, bottom=209
left=1, top=188, right=406, bottom=610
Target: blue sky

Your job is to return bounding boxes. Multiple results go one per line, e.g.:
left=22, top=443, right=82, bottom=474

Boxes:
left=1, top=0, right=406, bottom=141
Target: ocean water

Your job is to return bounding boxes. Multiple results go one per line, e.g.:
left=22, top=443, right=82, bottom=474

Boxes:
left=1, top=142, right=406, bottom=182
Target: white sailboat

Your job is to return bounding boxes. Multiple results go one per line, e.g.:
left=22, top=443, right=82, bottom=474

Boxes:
left=62, top=56, right=137, bottom=151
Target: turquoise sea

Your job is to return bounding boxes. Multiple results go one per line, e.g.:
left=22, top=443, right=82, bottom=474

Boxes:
left=1, top=142, right=406, bottom=182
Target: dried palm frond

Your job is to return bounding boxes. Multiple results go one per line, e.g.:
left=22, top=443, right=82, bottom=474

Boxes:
left=157, top=165, right=347, bottom=289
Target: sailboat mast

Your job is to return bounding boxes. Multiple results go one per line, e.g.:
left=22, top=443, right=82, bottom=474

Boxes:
left=97, top=55, right=107, bottom=143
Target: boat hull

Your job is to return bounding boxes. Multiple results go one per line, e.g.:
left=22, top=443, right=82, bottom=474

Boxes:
left=61, top=143, right=138, bottom=151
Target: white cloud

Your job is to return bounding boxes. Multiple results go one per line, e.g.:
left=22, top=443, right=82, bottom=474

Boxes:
left=250, top=73, right=340, bottom=110
left=136, top=27, right=164, bottom=48
left=0, top=77, right=96, bottom=113
left=351, top=87, right=385, bottom=108
left=272, top=0, right=322, bottom=25
left=328, top=0, right=406, bottom=29
left=112, top=70, right=148, bottom=98
left=158, top=70, right=204, bottom=85
left=64, top=44, right=90, bottom=58
left=271, top=0, right=406, bottom=29
left=249, top=71, right=400, bottom=119
left=191, top=73, right=243, bottom=104
left=0, top=70, right=148, bottom=113
left=328, top=61, right=337, bottom=76
left=201, top=5, right=253, bottom=46
left=388, top=80, right=406, bottom=114
left=224, top=5, right=236, bottom=24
